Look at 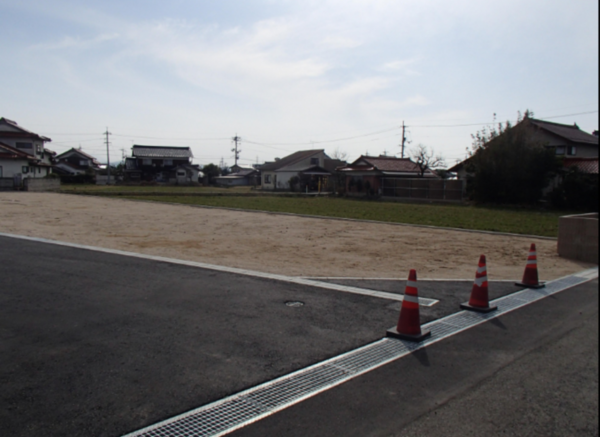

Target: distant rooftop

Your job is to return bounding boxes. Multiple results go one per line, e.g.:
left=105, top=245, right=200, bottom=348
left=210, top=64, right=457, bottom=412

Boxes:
left=132, top=145, right=194, bottom=159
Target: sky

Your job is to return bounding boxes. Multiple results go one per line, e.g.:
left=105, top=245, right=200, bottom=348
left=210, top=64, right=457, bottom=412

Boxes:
left=1, top=0, right=598, bottom=168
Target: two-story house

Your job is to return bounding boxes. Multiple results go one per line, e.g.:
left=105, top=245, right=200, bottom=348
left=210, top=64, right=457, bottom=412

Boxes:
left=450, top=117, right=599, bottom=180
left=125, top=145, right=200, bottom=183
left=0, top=117, right=55, bottom=183
left=54, top=148, right=102, bottom=176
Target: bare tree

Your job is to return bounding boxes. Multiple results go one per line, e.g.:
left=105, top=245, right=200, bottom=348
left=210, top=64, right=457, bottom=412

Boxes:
left=410, top=144, right=445, bottom=177
left=330, top=147, right=348, bottom=161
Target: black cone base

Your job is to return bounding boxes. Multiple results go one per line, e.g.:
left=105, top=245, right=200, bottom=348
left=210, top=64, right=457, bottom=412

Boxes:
left=515, top=282, right=546, bottom=289
left=460, top=302, right=498, bottom=313
left=386, top=327, right=431, bottom=342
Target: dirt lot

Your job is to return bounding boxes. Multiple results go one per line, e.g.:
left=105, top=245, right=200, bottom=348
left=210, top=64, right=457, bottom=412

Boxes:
left=0, top=192, right=594, bottom=280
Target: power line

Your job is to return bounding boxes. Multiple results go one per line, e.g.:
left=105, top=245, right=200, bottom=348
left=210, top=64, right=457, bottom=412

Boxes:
left=539, top=110, right=598, bottom=120
left=111, top=134, right=230, bottom=141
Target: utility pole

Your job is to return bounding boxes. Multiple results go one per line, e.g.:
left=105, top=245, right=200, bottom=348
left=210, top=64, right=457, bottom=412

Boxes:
left=104, top=127, right=112, bottom=184
left=401, top=121, right=407, bottom=158
left=231, top=135, right=242, bottom=167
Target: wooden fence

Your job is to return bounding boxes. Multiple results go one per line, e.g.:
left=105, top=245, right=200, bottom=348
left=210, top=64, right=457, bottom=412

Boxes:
left=381, top=178, right=464, bottom=202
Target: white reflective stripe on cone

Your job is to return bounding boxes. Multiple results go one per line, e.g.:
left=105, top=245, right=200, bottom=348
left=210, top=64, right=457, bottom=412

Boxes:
left=529, top=252, right=537, bottom=256
left=474, top=276, right=488, bottom=287
left=527, top=260, right=538, bottom=265
left=406, top=281, right=418, bottom=288
left=477, top=266, right=487, bottom=274
left=403, top=294, right=419, bottom=304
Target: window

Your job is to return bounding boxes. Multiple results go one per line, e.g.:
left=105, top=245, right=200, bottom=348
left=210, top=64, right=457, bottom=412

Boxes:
left=264, top=174, right=272, bottom=184
left=80, top=159, right=89, bottom=166
left=143, top=159, right=152, bottom=166
left=555, top=146, right=566, bottom=156
left=310, top=157, right=319, bottom=165
left=36, top=144, right=43, bottom=155
left=164, top=159, right=173, bottom=166
left=22, top=166, right=29, bottom=174
left=16, top=142, right=33, bottom=150
left=567, top=146, right=577, bottom=156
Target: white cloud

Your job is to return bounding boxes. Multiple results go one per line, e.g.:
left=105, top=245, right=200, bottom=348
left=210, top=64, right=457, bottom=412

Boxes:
left=30, top=33, right=120, bottom=51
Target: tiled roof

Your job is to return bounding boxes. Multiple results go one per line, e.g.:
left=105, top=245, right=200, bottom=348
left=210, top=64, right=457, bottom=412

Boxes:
left=0, top=141, right=35, bottom=160
left=56, top=148, right=101, bottom=164
left=529, top=118, right=599, bottom=145
left=563, top=158, right=599, bottom=174
left=233, top=168, right=257, bottom=176
left=132, top=145, right=193, bottom=159
left=260, top=150, right=324, bottom=171
left=0, top=117, right=51, bottom=142
left=342, top=156, right=437, bottom=176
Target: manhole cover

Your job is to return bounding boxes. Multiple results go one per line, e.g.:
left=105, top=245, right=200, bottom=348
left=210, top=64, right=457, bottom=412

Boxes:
left=285, top=301, right=305, bottom=307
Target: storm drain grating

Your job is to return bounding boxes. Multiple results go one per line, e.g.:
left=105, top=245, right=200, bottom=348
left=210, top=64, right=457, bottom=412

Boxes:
left=124, top=269, right=597, bottom=437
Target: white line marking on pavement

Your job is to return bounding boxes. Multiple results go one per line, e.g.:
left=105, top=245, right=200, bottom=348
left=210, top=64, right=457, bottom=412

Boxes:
left=0, top=232, right=438, bottom=306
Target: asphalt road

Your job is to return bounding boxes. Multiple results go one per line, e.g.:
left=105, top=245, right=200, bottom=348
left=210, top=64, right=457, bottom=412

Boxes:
left=232, top=279, right=599, bottom=437
left=0, top=235, right=597, bottom=437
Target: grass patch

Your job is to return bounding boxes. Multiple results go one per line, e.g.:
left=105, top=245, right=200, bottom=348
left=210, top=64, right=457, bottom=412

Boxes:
left=60, top=184, right=253, bottom=194
left=120, top=195, right=563, bottom=237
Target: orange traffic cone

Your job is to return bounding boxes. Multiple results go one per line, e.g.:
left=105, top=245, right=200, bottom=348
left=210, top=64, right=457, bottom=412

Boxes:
left=461, top=255, right=497, bottom=313
left=387, top=269, right=431, bottom=342
left=515, top=244, right=545, bottom=289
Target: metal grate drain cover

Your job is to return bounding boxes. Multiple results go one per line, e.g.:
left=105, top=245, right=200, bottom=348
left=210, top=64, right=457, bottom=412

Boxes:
left=123, top=270, right=597, bottom=437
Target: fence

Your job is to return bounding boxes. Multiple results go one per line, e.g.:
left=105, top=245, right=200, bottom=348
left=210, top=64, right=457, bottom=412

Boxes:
left=381, top=178, right=464, bottom=202
left=0, top=178, right=13, bottom=190
left=23, top=178, right=61, bottom=192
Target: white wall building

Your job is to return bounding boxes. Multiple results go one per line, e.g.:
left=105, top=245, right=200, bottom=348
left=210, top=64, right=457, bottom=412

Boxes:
left=0, top=117, right=55, bottom=183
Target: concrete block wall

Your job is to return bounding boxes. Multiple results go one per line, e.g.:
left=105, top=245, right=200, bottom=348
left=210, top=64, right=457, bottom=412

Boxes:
left=557, top=213, right=598, bottom=264
left=0, top=179, right=13, bottom=190
left=23, top=178, right=61, bottom=192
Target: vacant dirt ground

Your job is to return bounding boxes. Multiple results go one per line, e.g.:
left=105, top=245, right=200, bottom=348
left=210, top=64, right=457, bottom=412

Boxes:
left=0, top=192, right=594, bottom=280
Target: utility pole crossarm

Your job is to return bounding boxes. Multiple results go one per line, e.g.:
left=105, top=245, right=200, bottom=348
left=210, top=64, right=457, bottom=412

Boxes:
left=231, top=135, right=242, bottom=167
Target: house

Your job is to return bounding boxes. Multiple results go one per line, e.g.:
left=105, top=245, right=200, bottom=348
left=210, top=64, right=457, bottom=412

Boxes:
left=214, top=167, right=260, bottom=187
left=260, top=149, right=339, bottom=191
left=450, top=117, right=599, bottom=180
left=337, top=155, right=439, bottom=195
left=0, top=118, right=55, bottom=186
left=53, top=148, right=102, bottom=178
left=125, top=145, right=199, bottom=183
left=175, top=164, right=202, bottom=185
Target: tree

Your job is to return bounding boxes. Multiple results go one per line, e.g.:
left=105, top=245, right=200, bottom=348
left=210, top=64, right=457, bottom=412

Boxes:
left=202, top=163, right=221, bottom=185
left=467, top=112, right=559, bottom=205
left=549, top=166, right=599, bottom=211
left=410, top=144, right=445, bottom=177
left=330, top=147, right=348, bottom=161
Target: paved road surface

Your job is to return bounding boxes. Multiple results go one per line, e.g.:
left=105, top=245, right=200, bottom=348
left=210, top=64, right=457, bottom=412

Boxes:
left=0, top=235, right=597, bottom=436
left=232, top=279, right=598, bottom=437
